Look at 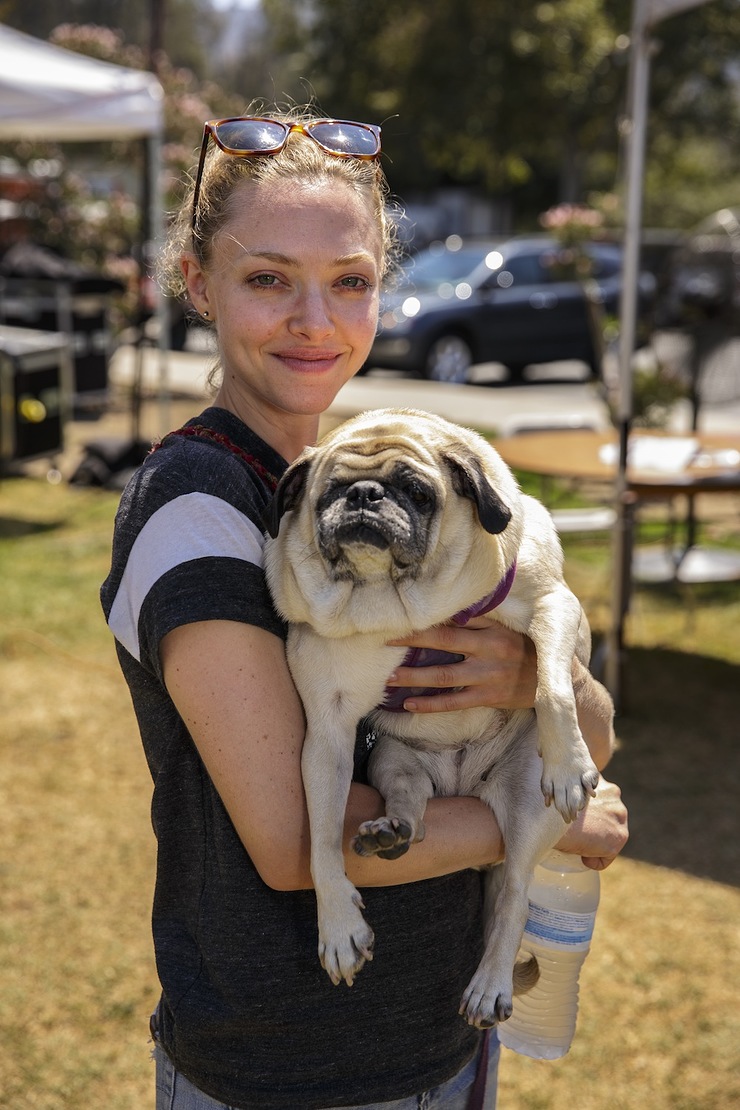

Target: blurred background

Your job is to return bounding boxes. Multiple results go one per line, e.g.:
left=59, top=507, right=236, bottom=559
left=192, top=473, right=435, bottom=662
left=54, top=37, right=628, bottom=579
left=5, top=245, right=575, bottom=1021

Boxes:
left=1, top=0, right=739, bottom=349
left=0, top=3, right=739, bottom=1108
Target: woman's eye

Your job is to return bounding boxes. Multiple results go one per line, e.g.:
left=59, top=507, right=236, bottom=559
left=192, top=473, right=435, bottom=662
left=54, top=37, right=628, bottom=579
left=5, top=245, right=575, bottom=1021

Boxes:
left=250, top=273, right=280, bottom=288
left=339, top=275, right=370, bottom=290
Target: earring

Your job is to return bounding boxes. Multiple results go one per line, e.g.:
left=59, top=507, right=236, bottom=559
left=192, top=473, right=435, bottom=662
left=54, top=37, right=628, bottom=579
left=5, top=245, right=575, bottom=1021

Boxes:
left=202, top=310, right=209, bottom=318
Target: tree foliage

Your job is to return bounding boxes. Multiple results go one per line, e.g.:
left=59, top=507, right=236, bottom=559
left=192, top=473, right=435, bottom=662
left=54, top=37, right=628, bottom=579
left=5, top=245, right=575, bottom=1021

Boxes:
left=260, top=0, right=740, bottom=225
left=0, top=0, right=219, bottom=74
left=0, top=0, right=737, bottom=287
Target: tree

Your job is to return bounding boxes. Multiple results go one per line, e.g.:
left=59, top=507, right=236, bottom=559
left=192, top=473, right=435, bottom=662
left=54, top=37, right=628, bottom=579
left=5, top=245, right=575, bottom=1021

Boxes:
left=260, top=0, right=631, bottom=202
left=2, top=0, right=738, bottom=238
left=260, top=0, right=740, bottom=227
left=0, top=0, right=220, bottom=78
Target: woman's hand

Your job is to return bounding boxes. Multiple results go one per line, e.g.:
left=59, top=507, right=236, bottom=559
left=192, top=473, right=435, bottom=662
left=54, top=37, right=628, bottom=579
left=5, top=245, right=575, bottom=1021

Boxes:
left=387, top=619, right=617, bottom=769
left=555, top=776, right=629, bottom=870
left=386, top=617, right=538, bottom=713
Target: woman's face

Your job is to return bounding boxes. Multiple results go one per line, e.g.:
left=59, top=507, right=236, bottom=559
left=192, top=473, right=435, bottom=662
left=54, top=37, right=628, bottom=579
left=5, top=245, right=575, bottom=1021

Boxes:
left=183, top=176, right=383, bottom=441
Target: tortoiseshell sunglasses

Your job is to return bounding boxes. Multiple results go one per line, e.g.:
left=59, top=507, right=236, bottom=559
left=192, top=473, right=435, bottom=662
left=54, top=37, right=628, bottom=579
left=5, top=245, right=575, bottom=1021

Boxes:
left=191, top=116, right=382, bottom=231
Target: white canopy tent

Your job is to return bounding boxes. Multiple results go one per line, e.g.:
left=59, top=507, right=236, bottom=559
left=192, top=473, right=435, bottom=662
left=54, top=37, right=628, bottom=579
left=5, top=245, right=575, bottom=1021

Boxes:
left=0, top=23, right=163, bottom=140
left=0, top=23, right=169, bottom=430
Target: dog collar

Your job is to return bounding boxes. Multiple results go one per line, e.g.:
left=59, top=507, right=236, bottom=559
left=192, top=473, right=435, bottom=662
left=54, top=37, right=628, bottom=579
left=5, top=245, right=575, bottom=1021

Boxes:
left=381, top=561, right=517, bottom=713
left=450, top=561, right=517, bottom=625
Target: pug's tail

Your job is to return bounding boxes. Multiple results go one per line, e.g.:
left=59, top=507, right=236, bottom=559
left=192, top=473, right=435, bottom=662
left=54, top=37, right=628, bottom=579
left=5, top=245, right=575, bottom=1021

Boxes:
left=513, top=954, right=540, bottom=995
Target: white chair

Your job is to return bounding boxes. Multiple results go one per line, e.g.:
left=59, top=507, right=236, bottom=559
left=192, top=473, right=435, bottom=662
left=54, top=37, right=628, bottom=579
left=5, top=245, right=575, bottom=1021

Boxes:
left=548, top=505, right=617, bottom=533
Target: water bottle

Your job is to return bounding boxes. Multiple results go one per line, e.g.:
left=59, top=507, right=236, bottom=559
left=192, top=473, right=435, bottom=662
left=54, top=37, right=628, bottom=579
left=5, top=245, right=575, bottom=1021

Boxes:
left=497, top=849, right=600, bottom=1059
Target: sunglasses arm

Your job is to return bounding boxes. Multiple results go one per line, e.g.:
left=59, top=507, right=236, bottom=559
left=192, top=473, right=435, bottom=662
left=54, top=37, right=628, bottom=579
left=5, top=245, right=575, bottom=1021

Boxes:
left=191, top=127, right=212, bottom=233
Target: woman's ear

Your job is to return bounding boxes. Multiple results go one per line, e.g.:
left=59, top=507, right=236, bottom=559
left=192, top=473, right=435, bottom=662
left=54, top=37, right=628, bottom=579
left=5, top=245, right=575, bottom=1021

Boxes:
left=181, top=252, right=211, bottom=318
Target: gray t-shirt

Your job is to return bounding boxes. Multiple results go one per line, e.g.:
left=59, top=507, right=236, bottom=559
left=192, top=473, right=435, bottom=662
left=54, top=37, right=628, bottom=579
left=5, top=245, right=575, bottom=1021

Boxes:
left=101, top=407, right=485, bottom=1109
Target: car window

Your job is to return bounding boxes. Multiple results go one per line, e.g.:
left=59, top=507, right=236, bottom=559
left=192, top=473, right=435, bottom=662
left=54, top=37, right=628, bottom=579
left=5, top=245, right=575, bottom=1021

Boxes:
left=401, top=248, right=484, bottom=290
left=588, top=248, right=622, bottom=278
left=483, top=251, right=548, bottom=288
left=535, top=245, right=623, bottom=282
left=500, top=254, right=547, bottom=285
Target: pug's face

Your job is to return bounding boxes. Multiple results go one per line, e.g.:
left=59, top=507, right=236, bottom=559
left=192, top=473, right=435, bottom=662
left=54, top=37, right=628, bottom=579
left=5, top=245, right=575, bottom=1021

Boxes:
left=314, top=448, right=448, bottom=581
left=264, top=409, right=523, bottom=635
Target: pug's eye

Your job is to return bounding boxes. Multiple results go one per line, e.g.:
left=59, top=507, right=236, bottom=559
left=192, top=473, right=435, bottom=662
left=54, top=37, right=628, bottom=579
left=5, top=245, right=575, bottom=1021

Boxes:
left=404, top=480, right=431, bottom=507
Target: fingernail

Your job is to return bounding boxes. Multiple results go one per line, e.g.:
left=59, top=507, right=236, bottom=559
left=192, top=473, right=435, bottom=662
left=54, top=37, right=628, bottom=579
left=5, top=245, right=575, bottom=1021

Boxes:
left=404, top=700, right=418, bottom=711
left=387, top=671, right=398, bottom=682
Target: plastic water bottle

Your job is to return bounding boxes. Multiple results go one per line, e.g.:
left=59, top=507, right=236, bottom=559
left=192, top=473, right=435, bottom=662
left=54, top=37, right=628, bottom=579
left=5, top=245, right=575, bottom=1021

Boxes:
left=497, top=849, right=600, bottom=1059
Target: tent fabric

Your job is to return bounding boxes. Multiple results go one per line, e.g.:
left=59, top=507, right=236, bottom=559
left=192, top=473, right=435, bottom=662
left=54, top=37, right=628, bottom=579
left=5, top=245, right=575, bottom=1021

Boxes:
left=0, top=24, right=163, bottom=140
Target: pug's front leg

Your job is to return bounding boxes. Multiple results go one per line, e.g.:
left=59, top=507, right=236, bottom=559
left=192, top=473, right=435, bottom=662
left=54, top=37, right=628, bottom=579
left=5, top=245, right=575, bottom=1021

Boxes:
left=289, top=630, right=404, bottom=983
left=534, top=695, right=599, bottom=822
left=301, top=726, right=375, bottom=986
left=529, top=597, right=599, bottom=822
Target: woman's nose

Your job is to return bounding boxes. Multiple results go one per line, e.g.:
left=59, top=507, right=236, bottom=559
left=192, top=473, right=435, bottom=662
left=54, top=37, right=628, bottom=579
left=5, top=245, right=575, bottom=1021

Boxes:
left=288, top=288, right=335, bottom=338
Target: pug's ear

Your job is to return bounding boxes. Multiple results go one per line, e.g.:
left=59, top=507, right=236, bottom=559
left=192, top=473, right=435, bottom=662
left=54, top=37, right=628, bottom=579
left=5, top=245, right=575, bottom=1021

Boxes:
left=262, top=454, right=314, bottom=538
left=443, top=450, right=512, bottom=535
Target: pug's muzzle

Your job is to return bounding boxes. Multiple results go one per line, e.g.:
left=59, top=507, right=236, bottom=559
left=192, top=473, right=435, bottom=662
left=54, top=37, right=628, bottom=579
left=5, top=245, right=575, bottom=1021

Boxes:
left=316, top=472, right=436, bottom=577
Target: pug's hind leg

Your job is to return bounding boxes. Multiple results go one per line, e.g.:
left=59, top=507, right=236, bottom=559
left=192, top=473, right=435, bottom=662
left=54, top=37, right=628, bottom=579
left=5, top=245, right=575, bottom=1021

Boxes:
left=461, top=730, right=566, bottom=1029
left=353, top=737, right=433, bottom=860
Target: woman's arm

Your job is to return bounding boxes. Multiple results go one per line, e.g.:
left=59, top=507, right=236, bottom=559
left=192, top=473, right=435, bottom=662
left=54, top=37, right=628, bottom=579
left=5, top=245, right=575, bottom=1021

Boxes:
left=386, top=619, right=616, bottom=768
left=160, top=619, right=505, bottom=892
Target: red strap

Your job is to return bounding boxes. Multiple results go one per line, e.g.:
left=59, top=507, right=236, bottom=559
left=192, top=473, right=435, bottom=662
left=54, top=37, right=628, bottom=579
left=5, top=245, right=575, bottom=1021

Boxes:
left=467, top=1029, right=490, bottom=1110
left=151, top=424, right=280, bottom=491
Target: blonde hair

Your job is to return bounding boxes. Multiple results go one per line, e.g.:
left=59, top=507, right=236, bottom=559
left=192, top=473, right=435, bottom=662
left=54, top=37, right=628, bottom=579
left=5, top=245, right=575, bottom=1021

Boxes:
left=159, top=105, right=400, bottom=301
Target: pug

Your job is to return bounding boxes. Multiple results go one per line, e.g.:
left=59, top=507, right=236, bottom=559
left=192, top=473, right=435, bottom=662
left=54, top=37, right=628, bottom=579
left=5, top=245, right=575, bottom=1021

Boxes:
left=263, top=408, right=600, bottom=1029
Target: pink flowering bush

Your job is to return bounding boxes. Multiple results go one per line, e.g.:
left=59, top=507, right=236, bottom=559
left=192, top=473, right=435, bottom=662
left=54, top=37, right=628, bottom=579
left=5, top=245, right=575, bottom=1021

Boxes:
left=540, top=202, right=604, bottom=241
left=538, top=202, right=607, bottom=279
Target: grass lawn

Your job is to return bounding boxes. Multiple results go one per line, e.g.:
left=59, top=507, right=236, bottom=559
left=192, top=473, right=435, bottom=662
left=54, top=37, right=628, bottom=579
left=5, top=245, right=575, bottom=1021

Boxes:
left=1, top=467, right=739, bottom=1109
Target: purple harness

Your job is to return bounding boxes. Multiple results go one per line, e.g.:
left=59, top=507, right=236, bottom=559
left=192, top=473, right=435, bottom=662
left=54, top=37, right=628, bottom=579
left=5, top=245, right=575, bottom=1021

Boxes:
left=381, top=562, right=517, bottom=712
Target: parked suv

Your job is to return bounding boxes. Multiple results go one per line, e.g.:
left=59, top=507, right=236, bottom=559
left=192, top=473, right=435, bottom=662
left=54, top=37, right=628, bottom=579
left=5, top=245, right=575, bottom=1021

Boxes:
left=368, top=235, right=655, bottom=383
left=657, top=207, right=740, bottom=328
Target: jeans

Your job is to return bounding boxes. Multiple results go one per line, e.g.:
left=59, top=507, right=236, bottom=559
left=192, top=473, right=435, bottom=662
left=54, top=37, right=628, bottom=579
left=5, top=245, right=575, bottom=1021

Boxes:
left=154, top=1033, right=499, bottom=1110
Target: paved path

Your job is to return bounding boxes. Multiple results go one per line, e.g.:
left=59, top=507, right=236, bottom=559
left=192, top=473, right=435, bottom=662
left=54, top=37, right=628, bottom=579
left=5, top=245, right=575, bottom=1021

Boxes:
left=109, top=342, right=740, bottom=437
left=109, top=345, right=612, bottom=437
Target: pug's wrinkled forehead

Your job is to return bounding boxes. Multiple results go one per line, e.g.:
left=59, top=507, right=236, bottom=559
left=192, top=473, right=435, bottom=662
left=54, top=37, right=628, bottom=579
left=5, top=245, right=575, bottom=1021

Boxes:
left=320, top=431, right=446, bottom=487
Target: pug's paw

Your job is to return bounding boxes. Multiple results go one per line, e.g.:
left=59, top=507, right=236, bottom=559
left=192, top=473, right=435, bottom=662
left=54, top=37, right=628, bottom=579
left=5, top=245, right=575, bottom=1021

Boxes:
left=541, top=750, right=600, bottom=823
left=459, top=969, right=513, bottom=1029
left=352, top=816, right=416, bottom=860
left=318, top=891, right=374, bottom=987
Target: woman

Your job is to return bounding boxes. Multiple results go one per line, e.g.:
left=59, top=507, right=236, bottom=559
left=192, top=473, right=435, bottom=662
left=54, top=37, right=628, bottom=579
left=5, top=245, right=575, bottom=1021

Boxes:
left=101, top=109, right=627, bottom=1110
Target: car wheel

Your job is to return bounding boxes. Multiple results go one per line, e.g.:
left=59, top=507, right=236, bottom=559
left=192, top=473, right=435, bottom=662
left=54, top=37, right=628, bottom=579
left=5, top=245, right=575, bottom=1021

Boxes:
left=423, top=335, right=474, bottom=384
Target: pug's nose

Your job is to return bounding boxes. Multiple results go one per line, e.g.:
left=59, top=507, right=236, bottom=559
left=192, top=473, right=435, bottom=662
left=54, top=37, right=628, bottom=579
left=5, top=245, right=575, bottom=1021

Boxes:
left=346, top=480, right=385, bottom=508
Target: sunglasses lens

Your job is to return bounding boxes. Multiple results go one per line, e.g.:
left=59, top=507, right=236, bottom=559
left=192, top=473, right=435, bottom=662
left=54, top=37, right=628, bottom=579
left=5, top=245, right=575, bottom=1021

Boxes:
left=214, top=118, right=287, bottom=153
left=308, top=122, right=380, bottom=157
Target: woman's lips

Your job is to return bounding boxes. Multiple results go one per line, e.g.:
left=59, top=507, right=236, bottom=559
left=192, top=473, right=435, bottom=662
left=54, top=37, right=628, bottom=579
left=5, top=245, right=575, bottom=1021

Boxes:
left=274, top=349, right=343, bottom=372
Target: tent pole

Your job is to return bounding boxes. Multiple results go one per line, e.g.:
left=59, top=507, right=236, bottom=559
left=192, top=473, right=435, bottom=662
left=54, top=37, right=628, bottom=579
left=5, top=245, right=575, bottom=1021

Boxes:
left=604, top=1, right=652, bottom=708
left=147, top=132, right=170, bottom=435
left=604, top=0, right=714, bottom=709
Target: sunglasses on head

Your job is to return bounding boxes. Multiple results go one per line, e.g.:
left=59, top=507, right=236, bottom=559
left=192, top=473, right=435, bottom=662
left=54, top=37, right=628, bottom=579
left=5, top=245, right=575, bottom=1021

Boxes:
left=191, top=115, right=382, bottom=231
